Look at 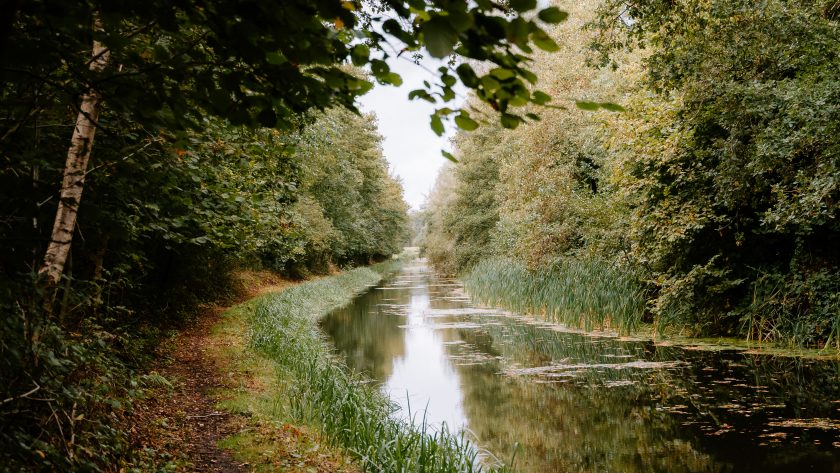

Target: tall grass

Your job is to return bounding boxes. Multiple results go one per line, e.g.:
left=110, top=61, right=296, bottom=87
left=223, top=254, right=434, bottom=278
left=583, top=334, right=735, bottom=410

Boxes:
left=463, top=258, right=645, bottom=334
left=249, top=259, right=507, bottom=472
left=741, top=270, right=840, bottom=350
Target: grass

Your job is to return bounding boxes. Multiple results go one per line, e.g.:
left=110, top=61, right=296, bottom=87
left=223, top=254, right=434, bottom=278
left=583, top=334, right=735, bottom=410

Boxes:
left=234, top=256, right=508, bottom=472
left=460, top=258, right=840, bottom=359
left=201, top=283, right=359, bottom=472
left=463, top=258, right=645, bottom=335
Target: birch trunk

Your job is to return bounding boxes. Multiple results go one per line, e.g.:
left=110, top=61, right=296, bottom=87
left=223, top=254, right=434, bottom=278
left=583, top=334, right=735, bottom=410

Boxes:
left=39, top=16, right=109, bottom=285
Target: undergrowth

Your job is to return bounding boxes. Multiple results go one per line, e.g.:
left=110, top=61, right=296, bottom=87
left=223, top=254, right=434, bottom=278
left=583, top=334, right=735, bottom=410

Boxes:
left=0, top=277, right=183, bottom=472
left=248, top=258, right=510, bottom=472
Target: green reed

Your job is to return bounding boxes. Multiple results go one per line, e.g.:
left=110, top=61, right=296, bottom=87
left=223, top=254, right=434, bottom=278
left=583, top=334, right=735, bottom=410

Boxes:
left=249, top=260, right=509, bottom=472
left=463, top=258, right=645, bottom=334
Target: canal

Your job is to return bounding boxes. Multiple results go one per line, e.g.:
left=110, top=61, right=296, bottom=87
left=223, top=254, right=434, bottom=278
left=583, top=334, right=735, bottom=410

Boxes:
left=320, top=259, right=840, bottom=472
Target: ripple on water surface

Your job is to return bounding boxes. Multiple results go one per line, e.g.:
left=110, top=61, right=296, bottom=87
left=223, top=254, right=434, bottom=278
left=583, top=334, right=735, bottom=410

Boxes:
left=320, top=260, right=840, bottom=473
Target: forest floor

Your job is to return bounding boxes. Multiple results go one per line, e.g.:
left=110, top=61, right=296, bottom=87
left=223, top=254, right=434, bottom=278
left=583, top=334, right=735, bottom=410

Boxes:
left=127, top=271, right=359, bottom=472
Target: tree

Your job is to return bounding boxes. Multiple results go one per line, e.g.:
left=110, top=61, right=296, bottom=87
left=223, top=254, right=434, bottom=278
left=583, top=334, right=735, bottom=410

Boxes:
left=3, top=0, right=571, bottom=287
left=594, top=0, right=840, bottom=344
left=423, top=0, right=638, bottom=273
left=39, top=15, right=109, bottom=284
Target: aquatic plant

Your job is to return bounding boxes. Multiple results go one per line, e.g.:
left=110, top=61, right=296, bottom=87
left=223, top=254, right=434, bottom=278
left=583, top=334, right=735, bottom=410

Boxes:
left=249, top=260, right=509, bottom=472
left=463, top=258, right=644, bottom=334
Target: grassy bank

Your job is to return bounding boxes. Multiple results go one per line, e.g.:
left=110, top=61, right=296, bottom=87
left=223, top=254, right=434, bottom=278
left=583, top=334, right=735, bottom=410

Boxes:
left=463, top=258, right=645, bottom=335
left=212, top=257, right=507, bottom=472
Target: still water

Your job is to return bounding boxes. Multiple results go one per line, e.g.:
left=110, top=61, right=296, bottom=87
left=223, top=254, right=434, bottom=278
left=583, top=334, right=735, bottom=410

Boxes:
left=320, top=260, right=840, bottom=472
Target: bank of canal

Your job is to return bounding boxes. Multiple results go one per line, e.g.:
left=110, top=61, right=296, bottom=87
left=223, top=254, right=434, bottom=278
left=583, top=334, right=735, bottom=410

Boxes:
left=320, top=259, right=840, bottom=472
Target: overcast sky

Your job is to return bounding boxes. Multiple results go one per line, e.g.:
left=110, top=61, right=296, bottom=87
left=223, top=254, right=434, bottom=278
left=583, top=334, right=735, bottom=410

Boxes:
left=357, top=1, right=555, bottom=209
left=359, top=55, right=465, bottom=211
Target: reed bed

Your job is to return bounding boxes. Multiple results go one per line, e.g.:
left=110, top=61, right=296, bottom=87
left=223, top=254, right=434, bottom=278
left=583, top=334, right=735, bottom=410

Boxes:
left=249, top=260, right=507, bottom=472
left=463, top=258, right=645, bottom=334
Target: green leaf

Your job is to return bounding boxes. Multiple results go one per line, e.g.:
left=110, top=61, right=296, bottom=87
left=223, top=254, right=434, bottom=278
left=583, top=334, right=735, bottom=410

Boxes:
left=447, top=8, right=473, bottom=31
left=455, top=112, right=479, bottom=131
left=480, top=75, right=501, bottom=91
left=532, top=30, right=559, bottom=52
left=456, top=63, right=479, bottom=88
left=370, top=59, right=389, bottom=77
left=410, top=7, right=431, bottom=22
left=490, top=68, right=515, bottom=81
left=266, top=51, right=287, bottom=65
left=441, top=150, right=459, bottom=163
left=599, top=102, right=626, bottom=112
left=430, top=114, right=445, bottom=136
left=575, top=101, right=600, bottom=111
left=422, top=17, right=459, bottom=58
left=538, top=7, right=569, bottom=23
left=350, top=44, right=369, bottom=66
left=532, top=90, right=551, bottom=105
left=509, top=0, right=537, bottom=13
left=386, top=72, right=403, bottom=86
left=409, top=89, right=434, bottom=103
left=500, top=113, right=521, bottom=129
left=521, top=69, right=538, bottom=84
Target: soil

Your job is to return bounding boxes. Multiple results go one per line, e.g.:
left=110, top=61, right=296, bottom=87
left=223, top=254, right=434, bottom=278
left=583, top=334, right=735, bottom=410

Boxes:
left=127, top=306, right=248, bottom=472
left=125, top=271, right=355, bottom=472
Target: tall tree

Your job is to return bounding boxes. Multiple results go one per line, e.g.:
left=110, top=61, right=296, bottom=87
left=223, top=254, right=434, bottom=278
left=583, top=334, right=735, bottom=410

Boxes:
left=3, top=0, right=570, bottom=286
left=39, top=15, right=109, bottom=284
left=594, top=0, right=840, bottom=343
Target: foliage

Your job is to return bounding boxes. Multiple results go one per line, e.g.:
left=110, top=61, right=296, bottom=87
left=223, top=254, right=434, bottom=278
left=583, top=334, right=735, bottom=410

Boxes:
left=593, top=0, right=840, bottom=344
left=0, top=104, right=409, bottom=468
left=1, top=0, right=572, bottom=468
left=423, top=0, right=642, bottom=319
left=422, top=163, right=459, bottom=273
left=293, top=108, right=409, bottom=269
left=425, top=0, right=840, bottom=348
left=0, top=278, right=180, bottom=471
left=2, top=0, right=570, bottom=145
left=249, top=260, right=509, bottom=472
left=426, top=121, right=505, bottom=273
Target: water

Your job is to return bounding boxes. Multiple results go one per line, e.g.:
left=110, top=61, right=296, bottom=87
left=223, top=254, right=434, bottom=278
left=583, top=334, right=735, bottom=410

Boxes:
left=320, top=260, right=840, bottom=472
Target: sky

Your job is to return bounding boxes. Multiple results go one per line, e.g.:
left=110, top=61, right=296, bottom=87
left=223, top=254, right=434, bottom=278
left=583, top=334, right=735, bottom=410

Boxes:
left=358, top=1, right=553, bottom=211
left=359, top=55, right=464, bottom=211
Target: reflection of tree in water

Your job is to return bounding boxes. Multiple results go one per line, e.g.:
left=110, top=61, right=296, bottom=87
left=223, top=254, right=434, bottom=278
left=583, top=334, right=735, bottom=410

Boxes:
left=452, top=347, right=721, bottom=472
left=453, top=320, right=840, bottom=473
left=320, top=286, right=407, bottom=381
left=321, top=265, right=840, bottom=473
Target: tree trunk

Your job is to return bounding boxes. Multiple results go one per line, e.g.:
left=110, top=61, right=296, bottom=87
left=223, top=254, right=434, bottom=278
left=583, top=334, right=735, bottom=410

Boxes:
left=39, top=16, right=109, bottom=285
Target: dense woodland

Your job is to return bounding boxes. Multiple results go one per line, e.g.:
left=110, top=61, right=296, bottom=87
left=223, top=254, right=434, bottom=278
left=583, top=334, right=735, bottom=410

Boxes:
left=422, top=0, right=840, bottom=348
left=0, top=91, right=409, bottom=467
left=3, top=0, right=839, bottom=470
left=0, top=0, right=570, bottom=469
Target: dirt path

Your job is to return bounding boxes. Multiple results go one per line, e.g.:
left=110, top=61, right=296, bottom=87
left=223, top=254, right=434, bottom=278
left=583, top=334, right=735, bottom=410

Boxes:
left=127, top=273, right=357, bottom=472
left=129, top=307, right=248, bottom=472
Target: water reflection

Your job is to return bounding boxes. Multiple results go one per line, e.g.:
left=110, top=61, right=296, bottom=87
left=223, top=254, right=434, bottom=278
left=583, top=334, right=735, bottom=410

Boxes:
left=385, top=290, right=467, bottom=430
left=320, top=260, right=840, bottom=472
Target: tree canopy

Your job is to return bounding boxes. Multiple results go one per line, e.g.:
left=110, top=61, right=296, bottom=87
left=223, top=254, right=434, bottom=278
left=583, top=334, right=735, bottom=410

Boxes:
left=3, top=0, right=571, bottom=137
left=422, top=0, right=840, bottom=348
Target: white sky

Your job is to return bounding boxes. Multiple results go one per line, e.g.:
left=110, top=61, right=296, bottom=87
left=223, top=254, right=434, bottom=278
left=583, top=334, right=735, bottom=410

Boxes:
left=357, top=1, right=554, bottom=210
left=359, top=55, right=465, bottom=210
